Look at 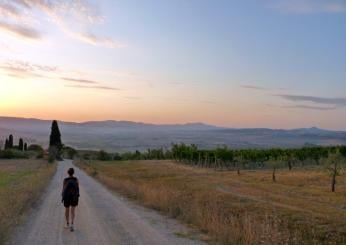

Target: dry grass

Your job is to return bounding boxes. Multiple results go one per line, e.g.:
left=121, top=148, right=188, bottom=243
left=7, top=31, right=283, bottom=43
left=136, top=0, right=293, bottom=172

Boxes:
left=0, top=159, right=56, bottom=244
left=76, top=160, right=346, bottom=244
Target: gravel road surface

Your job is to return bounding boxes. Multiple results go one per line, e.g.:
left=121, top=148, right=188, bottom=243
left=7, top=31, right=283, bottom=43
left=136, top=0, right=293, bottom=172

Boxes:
left=10, top=160, right=204, bottom=245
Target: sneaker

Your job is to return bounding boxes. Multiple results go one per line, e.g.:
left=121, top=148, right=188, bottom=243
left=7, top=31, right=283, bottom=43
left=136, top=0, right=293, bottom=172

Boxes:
left=64, top=223, right=69, bottom=229
left=70, top=224, right=74, bottom=232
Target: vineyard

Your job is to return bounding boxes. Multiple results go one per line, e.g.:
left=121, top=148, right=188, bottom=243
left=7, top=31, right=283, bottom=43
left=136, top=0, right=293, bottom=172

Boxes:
left=170, top=144, right=346, bottom=191
left=171, top=144, right=345, bottom=169
left=81, top=144, right=346, bottom=172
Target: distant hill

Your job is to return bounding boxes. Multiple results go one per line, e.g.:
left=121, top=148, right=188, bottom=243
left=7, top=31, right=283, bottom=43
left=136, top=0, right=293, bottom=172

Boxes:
left=0, top=116, right=345, bottom=152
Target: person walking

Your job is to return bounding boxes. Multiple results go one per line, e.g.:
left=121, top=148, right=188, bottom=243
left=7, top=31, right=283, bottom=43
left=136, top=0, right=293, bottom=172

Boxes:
left=62, top=167, right=80, bottom=232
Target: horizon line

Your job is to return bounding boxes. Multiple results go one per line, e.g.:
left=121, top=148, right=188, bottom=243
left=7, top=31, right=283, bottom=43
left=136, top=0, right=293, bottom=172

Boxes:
left=0, top=115, right=344, bottom=132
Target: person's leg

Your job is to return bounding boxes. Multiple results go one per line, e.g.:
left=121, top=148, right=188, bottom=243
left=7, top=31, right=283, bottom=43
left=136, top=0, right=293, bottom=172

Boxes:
left=65, top=207, right=70, bottom=225
left=70, top=207, right=76, bottom=225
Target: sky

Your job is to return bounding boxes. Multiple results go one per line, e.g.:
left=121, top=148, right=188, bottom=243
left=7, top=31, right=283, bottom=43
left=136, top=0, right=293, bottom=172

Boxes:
left=0, top=0, right=345, bottom=130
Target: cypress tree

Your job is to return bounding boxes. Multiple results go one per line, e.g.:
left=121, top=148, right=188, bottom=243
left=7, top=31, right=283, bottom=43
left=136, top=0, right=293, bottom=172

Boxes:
left=4, top=139, right=9, bottom=150
left=49, top=120, right=62, bottom=160
left=49, top=120, right=62, bottom=148
left=19, top=138, right=24, bottom=151
left=24, top=143, right=28, bottom=151
left=8, top=135, right=13, bottom=148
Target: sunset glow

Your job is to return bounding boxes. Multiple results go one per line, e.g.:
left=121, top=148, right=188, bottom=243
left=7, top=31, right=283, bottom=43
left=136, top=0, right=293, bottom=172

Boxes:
left=0, top=0, right=345, bottom=129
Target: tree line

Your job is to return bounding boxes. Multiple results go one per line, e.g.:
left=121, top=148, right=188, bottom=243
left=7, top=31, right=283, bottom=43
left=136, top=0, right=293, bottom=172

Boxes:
left=170, top=143, right=339, bottom=171
left=3, top=134, right=28, bottom=151
left=0, top=120, right=63, bottom=162
left=81, top=148, right=172, bottom=161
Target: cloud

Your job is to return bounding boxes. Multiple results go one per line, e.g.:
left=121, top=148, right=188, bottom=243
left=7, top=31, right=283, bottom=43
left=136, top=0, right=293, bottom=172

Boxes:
left=0, top=60, right=56, bottom=78
left=281, top=105, right=337, bottom=111
left=61, top=77, right=99, bottom=84
left=278, top=94, right=346, bottom=106
left=0, top=2, right=20, bottom=17
left=241, top=84, right=288, bottom=92
left=277, top=94, right=346, bottom=110
left=0, top=0, right=123, bottom=48
left=62, top=76, right=120, bottom=91
left=273, top=0, right=346, bottom=13
left=76, top=32, right=125, bottom=49
left=65, top=85, right=120, bottom=91
left=241, top=85, right=267, bottom=91
left=11, top=0, right=100, bottom=22
left=0, top=59, right=116, bottom=93
left=0, top=21, right=42, bottom=40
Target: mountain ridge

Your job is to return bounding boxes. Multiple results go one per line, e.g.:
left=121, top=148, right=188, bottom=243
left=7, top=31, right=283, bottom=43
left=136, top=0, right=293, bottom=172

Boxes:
left=0, top=116, right=345, bottom=151
left=0, top=116, right=343, bottom=132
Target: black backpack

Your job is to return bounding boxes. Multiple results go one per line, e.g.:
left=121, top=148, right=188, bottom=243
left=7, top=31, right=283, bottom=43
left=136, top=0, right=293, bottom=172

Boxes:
left=63, top=178, right=79, bottom=199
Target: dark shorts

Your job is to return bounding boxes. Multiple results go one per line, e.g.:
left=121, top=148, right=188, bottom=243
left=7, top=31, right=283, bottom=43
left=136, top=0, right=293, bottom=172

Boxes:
left=63, top=195, right=79, bottom=208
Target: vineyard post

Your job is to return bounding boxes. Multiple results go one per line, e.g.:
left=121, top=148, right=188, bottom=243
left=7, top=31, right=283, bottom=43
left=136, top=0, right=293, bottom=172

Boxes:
left=272, top=167, right=276, bottom=182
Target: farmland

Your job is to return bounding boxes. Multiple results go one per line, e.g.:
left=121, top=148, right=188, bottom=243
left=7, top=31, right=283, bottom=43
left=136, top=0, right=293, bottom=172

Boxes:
left=0, top=159, right=56, bottom=244
left=76, top=159, right=346, bottom=244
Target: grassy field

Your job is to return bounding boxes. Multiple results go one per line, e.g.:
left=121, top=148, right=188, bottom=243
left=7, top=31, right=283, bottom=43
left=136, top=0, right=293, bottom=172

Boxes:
left=0, top=159, right=56, bottom=244
left=76, top=159, right=346, bottom=244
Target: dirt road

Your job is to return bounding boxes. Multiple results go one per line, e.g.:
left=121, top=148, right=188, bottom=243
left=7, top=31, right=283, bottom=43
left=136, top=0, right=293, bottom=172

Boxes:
left=10, top=160, right=203, bottom=245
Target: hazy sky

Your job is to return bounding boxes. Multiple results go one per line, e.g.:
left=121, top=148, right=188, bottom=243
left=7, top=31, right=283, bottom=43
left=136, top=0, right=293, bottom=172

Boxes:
left=0, top=0, right=345, bottom=129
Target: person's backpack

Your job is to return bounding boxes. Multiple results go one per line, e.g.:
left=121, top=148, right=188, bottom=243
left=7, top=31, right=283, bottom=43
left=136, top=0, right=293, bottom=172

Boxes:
left=63, top=178, right=79, bottom=199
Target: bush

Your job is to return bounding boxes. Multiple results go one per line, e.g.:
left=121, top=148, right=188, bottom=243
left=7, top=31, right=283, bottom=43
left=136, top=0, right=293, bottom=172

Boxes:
left=27, top=144, right=44, bottom=152
left=48, top=155, right=55, bottom=163
left=113, top=153, right=122, bottom=161
left=97, top=150, right=112, bottom=161
left=82, top=153, right=91, bottom=160
left=27, top=144, right=45, bottom=159
left=339, top=146, right=346, bottom=158
left=62, top=146, right=77, bottom=159
left=0, top=149, right=29, bottom=159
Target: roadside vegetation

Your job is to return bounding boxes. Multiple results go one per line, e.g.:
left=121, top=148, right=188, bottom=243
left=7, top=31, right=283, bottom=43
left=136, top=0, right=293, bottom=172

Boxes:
left=76, top=145, right=346, bottom=244
left=0, top=120, right=63, bottom=244
left=0, top=159, right=56, bottom=244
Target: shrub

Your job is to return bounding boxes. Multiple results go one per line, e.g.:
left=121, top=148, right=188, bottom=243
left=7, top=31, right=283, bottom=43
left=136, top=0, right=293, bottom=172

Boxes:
left=28, top=144, right=44, bottom=152
left=27, top=144, right=45, bottom=159
left=63, top=146, right=77, bottom=159
left=97, top=150, right=112, bottom=161
left=339, top=146, right=346, bottom=158
left=0, top=149, right=29, bottom=159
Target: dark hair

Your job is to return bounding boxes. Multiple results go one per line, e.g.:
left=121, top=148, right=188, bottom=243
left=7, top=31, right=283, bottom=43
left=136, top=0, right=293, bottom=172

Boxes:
left=68, top=168, right=74, bottom=176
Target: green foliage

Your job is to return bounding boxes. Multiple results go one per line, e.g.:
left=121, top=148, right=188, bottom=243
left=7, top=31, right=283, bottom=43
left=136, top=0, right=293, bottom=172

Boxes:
left=49, top=120, right=63, bottom=160
left=62, top=146, right=77, bottom=159
left=171, top=143, right=337, bottom=171
left=48, top=155, right=55, bottom=163
left=48, top=146, right=58, bottom=163
left=80, top=148, right=172, bottom=161
left=8, top=135, right=13, bottom=149
left=4, top=135, right=14, bottom=150
left=112, top=153, right=122, bottom=160
left=1, top=134, right=40, bottom=159
left=339, top=146, right=346, bottom=158
left=0, top=149, right=29, bottom=159
left=97, top=150, right=112, bottom=161
left=82, top=153, right=91, bottom=160
left=49, top=120, right=62, bottom=148
left=28, top=144, right=45, bottom=159
left=28, top=144, right=44, bottom=152
left=4, top=139, right=9, bottom=150
left=77, top=145, right=346, bottom=170
left=18, top=138, right=24, bottom=151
